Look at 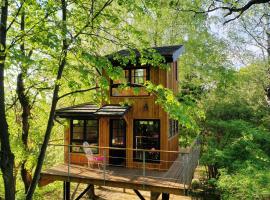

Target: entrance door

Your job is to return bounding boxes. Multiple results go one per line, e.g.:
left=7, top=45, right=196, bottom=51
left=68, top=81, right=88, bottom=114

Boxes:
left=109, top=119, right=126, bottom=166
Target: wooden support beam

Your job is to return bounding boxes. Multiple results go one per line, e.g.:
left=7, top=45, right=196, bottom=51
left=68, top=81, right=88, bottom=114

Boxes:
left=75, top=184, right=97, bottom=200
left=87, top=184, right=97, bottom=200
left=133, top=189, right=146, bottom=200
left=150, top=191, right=161, bottom=200
left=63, top=181, right=70, bottom=200
left=162, top=193, right=170, bottom=200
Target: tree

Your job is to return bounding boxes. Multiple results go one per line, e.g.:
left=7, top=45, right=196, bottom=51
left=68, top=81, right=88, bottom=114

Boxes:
left=198, top=62, right=270, bottom=198
left=0, top=0, right=16, bottom=199
left=1, top=0, right=167, bottom=198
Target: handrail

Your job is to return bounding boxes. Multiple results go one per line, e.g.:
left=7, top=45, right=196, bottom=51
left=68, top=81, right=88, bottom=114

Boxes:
left=42, top=137, right=201, bottom=192
left=44, top=143, right=193, bottom=154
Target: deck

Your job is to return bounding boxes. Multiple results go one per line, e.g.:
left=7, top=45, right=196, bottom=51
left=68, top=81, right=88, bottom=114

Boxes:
left=39, top=141, right=200, bottom=199
left=40, top=164, right=187, bottom=195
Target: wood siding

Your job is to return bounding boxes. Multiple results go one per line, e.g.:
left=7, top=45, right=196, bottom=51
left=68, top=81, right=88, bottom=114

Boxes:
left=64, top=61, right=179, bottom=170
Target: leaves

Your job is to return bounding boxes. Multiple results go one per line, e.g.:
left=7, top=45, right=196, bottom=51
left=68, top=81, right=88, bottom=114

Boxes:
left=145, top=81, right=204, bottom=131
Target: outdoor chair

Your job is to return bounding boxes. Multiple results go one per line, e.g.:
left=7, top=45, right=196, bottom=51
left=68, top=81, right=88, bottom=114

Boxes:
left=82, top=141, right=104, bottom=169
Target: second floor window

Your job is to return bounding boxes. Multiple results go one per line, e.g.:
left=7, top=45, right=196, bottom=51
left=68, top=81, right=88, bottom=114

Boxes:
left=111, top=66, right=150, bottom=96
left=132, top=68, right=147, bottom=84
left=112, top=67, right=149, bottom=85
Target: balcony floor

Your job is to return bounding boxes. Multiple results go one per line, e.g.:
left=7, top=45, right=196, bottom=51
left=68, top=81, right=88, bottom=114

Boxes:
left=39, top=162, right=189, bottom=195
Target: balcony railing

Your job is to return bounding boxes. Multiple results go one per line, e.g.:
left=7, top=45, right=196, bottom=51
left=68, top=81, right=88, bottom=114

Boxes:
left=41, top=138, right=201, bottom=191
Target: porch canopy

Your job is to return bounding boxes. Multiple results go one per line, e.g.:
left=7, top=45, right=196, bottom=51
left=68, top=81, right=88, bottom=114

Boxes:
left=55, top=103, right=130, bottom=118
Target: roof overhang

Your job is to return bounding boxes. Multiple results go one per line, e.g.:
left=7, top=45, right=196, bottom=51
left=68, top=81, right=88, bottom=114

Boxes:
left=55, top=104, right=130, bottom=118
left=107, top=45, right=184, bottom=64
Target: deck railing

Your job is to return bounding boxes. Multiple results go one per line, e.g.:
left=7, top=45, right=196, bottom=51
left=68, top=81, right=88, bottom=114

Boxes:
left=42, top=137, right=201, bottom=189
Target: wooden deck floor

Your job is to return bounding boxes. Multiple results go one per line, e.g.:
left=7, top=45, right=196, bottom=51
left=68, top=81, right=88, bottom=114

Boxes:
left=39, top=163, right=189, bottom=195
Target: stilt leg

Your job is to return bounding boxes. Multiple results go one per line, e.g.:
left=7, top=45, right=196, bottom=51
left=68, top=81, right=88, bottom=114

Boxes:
left=134, top=190, right=146, bottom=200
left=150, top=192, right=161, bottom=200
left=87, top=184, right=97, bottom=199
left=162, top=193, right=170, bottom=200
left=63, top=181, right=70, bottom=200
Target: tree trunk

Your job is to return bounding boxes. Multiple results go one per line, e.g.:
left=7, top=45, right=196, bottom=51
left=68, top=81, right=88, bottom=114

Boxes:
left=17, top=77, right=33, bottom=192
left=207, top=164, right=219, bottom=179
left=0, top=0, right=16, bottom=199
left=264, top=4, right=270, bottom=103
left=25, top=0, right=68, bottom=199
left=16, top=8, right=33, bottom=193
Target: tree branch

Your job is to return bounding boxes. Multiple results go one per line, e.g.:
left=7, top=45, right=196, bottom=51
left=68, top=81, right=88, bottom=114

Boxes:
left=6, top=0, right=25, bottom=32
left=58, top=86, right=99, bottom=100
left=175, top=0, right=270, bottom=24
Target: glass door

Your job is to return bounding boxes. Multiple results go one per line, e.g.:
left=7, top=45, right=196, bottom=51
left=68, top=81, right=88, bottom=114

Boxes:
left=109, top=119, right=126, bottom=166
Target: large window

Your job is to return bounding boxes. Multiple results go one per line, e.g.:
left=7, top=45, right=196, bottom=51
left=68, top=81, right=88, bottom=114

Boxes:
left=133, top=120, right=160, bottom=163
left=70, top=119, right=99, bottom=153
left=111, top=66, right=150, bottom=96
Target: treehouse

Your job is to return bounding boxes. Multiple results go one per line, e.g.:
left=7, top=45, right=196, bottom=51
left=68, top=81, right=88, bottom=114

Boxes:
left=39, top=45, right=201, bottom=200
left=56, top=45, right=184, bottom=170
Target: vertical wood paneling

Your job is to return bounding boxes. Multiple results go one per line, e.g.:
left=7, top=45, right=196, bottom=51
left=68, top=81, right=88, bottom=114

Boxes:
left=64, top=65, right=180, bottom=170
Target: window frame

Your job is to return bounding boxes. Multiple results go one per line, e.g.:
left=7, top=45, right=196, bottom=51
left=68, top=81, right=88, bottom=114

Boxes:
left=70, top=119, right=99, bottom=153
left=133, top=119, right=160, bottom=163
left=110, top=65, right=150, bottom=97
left=110, top=119, right=126, bottom=147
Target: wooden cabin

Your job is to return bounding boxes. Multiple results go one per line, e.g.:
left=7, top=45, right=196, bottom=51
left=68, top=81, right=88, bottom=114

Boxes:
left=56, top=45, right=184, bottom=171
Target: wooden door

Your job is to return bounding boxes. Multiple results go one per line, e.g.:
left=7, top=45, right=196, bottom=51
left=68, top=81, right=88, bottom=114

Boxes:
left=109, top=119, right=126, bottom=167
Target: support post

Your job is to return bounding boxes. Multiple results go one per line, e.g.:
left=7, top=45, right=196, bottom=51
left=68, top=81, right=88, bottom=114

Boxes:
left=150, top=192, right=161, bottom=200
left=162, top=193, right=170, bottom=200
left=133, top=189, right=146, bottom=200
left=68, top=144, right=70, bottom=181
left=63, top=181, right=70, bottom=200
left=87, top=184, right=96, bottom=200
left=103, top=149, right=106, bottom=186
left=143, top=150, right=146, bottom=189
left=75, top=184, right=97, bottom=200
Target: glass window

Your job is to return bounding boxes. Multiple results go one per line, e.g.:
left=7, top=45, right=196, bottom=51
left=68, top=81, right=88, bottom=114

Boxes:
left=71, top=119, right=99, bottom=153
left=112, top=69, right=130, bottom=84
left=72, top=120, right=84, bottom=140
left=133, top=120, right=160, bottom=163
left=111, top=120, right=125, bottom=146
left=132, top=69, right=147, bottom=84
left=111, top=67, right=149, bottom=96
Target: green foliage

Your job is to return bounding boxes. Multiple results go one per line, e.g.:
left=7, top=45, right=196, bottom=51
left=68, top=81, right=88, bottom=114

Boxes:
left=145, top=81, right=204, bottom=131
left=1, top=0, right=269, bottom=199
left=218, top=167, right=270, bottom=200
left=195, top=62, right=270, bottom=199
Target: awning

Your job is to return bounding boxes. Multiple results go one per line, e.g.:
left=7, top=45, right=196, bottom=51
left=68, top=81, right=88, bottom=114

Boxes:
left=55, top=103, right=130, bottom=118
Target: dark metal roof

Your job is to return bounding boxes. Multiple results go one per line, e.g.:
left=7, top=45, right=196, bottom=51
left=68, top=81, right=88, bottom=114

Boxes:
left=107, top=45, right=184, bottom=63
left=55, top=103, right=130, bottom=118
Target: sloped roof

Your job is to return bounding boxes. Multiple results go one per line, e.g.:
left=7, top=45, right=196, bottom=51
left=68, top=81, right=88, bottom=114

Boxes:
left=108, top=45, right=184, bottom=63
left=56, top=103, right=130, bottom=118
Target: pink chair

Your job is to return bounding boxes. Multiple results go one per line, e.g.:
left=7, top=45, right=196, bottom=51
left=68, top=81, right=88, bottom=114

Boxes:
left=83, top=142, right=104, bottom=169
